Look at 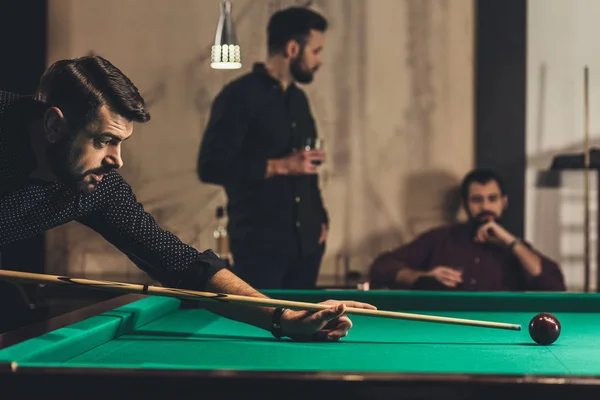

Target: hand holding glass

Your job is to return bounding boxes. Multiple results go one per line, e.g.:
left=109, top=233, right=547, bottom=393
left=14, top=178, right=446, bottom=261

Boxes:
left=304, top=138, right=324, bottom=166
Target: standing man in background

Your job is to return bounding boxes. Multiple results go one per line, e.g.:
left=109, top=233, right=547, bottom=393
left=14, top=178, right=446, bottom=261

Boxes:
left=198, top=7, right=329, bottom=289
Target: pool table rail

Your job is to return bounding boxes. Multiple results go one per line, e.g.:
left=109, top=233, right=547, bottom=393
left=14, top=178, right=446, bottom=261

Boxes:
left=1, top=292, right=600, bottom=399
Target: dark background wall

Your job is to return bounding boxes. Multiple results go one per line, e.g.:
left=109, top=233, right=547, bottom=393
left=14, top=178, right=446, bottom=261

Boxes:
left=475, top=0, right=527, bottom=238
left=0, top=0, right=47, bottom=273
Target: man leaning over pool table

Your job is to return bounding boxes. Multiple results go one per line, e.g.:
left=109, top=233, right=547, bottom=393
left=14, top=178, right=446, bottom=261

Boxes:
left=368, top=169, right=566, bottom=291
left=0, top=55, right=376, bottom=341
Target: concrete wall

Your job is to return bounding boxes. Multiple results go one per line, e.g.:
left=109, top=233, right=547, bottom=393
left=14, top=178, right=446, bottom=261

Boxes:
left=526, top=0, right=600, bottom=291
left=44, top=0, right=474, bottom=285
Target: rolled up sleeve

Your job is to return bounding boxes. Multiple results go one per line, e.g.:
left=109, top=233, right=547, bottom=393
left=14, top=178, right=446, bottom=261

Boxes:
left=525, top=251, right=567, bottom=291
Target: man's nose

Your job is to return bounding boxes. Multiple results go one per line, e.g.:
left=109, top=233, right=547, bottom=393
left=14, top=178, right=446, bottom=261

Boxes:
left=105, top=147, right=123, bottom=169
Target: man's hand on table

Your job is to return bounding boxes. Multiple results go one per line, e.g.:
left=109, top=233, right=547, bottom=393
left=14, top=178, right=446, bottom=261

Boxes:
left=280, top=300, right=377, bottom=342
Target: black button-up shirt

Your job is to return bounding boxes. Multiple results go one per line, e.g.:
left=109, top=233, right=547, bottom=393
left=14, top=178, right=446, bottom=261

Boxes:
left=0, top=90, right=224, bottom=289
left=198, top=63, right=329, bottom=258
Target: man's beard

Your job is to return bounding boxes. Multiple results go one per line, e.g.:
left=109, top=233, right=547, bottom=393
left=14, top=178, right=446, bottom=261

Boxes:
left=290, top=55, right=317, bottom=84
left=468, top=210, right=502, bottom=233
left=46, top=137, right=105, bottom=195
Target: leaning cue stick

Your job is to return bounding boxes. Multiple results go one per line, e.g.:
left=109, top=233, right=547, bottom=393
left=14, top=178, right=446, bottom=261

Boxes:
left=0, top=270, right=522, bottom=331
left=584, top=66, right=591, bottom=293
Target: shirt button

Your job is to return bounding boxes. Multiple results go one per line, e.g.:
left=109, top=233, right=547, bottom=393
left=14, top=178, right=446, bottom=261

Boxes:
left=296, top=221, right=301, bottom=227
left=295, top=196, right=300, bottom=203
left=470, top=278, right=476, bottom=284
left=291, top=122, right=296, bottom=128
left=474, top=257, right=480, bottom=264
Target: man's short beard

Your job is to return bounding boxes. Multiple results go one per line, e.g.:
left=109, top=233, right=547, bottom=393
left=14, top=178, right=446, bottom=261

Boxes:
left=45, top=135, right=87, bottom=192
left=290, top=54, right=315, bottom=84
left=468, top=210, right=503, bottom=234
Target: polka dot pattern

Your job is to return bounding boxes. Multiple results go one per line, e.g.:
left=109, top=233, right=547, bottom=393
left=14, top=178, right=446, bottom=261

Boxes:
left=0, top=91, right=224, bottom=288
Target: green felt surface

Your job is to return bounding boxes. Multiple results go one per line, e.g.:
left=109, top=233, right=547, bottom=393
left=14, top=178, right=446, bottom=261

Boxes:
left=2, top=292, right=600, bottom=375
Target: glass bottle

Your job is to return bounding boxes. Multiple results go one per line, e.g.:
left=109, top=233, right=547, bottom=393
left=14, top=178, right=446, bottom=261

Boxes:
left=213, top=206, right=232, bottom=266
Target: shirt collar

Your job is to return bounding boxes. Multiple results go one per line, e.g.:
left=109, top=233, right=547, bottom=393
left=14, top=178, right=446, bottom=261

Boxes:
left=252, top=62, right=297, bottom=92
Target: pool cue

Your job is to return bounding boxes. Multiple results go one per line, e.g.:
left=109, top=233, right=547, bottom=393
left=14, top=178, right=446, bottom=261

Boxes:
left=584, top=66, right=591, bottom=293
left=0, top=269, right=521, bottom=331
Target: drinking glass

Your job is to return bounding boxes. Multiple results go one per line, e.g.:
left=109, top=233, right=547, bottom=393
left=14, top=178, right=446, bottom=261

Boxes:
left=303, top=137, right=324, bottom=165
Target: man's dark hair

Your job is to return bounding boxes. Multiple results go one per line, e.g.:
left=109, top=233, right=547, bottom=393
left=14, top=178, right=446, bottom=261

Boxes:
left=460, top=168, right=506, bottom=201
left=35, top=55, right=150, bottom=131
left=267, top=7, right=328, bottom=56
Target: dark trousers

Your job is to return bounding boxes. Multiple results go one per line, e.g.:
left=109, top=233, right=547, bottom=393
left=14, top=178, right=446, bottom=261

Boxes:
left=231, top=243, right=325, bottom=290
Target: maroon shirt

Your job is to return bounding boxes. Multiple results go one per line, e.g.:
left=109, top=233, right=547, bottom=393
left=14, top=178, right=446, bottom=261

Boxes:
left=368, top=223, right=566, bottom=291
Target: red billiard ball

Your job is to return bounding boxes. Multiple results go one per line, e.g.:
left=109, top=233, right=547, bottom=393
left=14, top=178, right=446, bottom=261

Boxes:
left=529, top=313, right=561, bottom=345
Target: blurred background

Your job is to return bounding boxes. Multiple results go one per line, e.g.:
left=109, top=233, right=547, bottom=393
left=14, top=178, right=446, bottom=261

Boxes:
left=1, top=0, right=599, bottom=294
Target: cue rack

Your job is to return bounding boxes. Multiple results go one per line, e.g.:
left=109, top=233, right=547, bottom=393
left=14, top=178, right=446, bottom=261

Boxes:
left=584, top=66, right=591, bottom=293
left=549, top=66, right=598, bottom=293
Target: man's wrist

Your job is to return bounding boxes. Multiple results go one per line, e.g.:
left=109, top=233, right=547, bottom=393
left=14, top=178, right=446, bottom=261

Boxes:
left=506, top=237, right=523, bottom=251
left=271, top=308, right=289, bottom=339
left=497, top=231, right=516, bottom=246
left=395, top=268, right=426, bottom=285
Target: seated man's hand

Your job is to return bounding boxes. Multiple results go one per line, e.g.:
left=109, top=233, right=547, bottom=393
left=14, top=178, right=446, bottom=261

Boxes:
left=474, top=220, right=516, bottom=245
left=280, top=300, right=376, bottom=342
left=426, top=266, right=463, bottom=288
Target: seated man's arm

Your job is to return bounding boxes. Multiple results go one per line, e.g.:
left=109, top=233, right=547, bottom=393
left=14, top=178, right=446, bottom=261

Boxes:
left=511, top=241, right=566, bottom=291
left=474, top=222, right=566, bottom=291
left=368, top=230, right=438, bottom=289
left=78, top=173, right=375, bottom=340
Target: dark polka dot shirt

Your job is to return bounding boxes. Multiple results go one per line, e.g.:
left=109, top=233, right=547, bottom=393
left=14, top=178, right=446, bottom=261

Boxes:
left=0, top=91, right=225, bottom=289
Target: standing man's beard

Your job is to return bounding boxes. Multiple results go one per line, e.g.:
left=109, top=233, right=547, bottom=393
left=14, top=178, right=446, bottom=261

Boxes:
left=290, top=55, right=317, bottom=84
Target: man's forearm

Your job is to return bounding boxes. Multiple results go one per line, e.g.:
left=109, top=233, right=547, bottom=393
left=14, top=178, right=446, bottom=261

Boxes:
left=511, top=241, right=542, bottom=277
left=202, top=269, right=275, bottom=332
left=265, top=158, right=288, bottom=178
left=395, top=268, right=427, bottom=287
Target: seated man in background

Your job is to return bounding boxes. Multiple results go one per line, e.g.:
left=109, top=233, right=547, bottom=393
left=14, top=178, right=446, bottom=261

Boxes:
left=368, top=169, right=566, bottom=291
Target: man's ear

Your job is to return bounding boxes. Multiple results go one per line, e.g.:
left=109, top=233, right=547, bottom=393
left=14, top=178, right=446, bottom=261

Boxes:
left=502, top=195, right=509, bottom=210
left=284, top=40, right=301, bottom=59
left=43, top=107, right=66, bottom=143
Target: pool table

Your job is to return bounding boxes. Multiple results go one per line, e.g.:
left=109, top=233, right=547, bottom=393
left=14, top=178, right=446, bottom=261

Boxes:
left=1, top=290, right=600, bottom=399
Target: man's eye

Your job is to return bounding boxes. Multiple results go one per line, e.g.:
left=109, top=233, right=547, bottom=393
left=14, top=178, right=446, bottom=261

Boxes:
left=94, top=140, right=110, bottom=148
